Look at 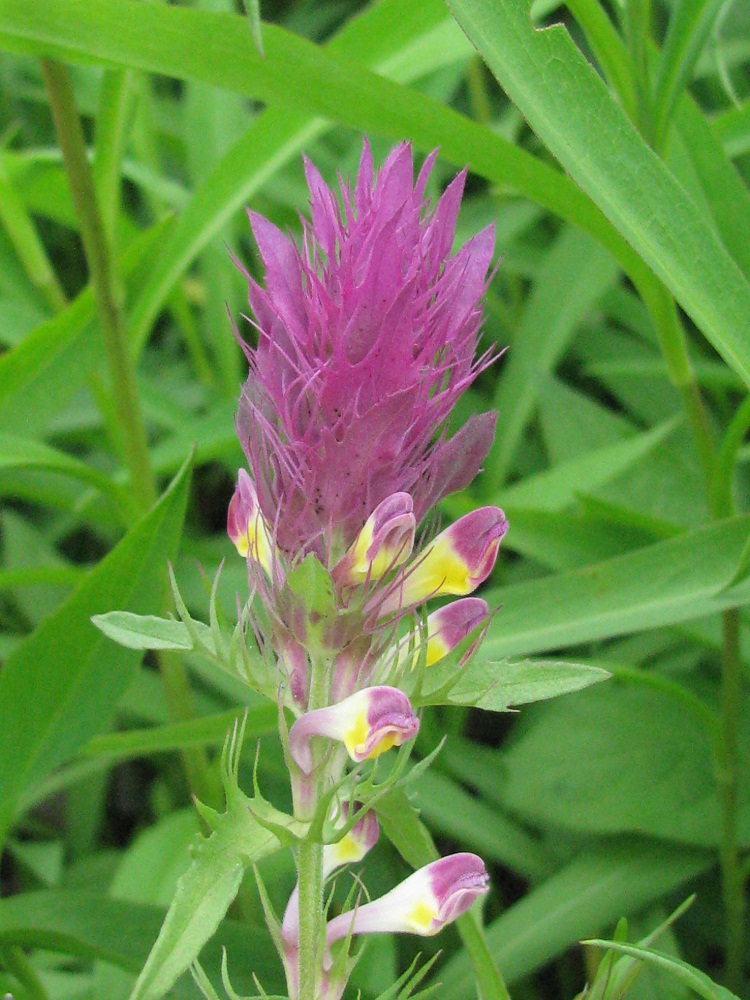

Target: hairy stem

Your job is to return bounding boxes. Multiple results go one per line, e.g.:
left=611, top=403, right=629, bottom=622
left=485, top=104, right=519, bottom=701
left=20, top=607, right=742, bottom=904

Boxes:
left=719, top=608, right=746, bottom=993
left=41, top=59, right=156, bottom=511
left=295, top=655, right=330, bottom=1000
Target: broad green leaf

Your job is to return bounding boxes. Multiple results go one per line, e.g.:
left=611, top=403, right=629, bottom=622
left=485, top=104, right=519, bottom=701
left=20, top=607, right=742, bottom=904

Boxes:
left=447, top=0, right=750, bottom=387
left=482, top=514, right=750, bottom=659
left=439, top=657, right=611, bottom=711
left=434, top=838, right=711, bottom=997
left=92, top=611, right=215, bottom=653
left=488, top=224, right=620, bottom=483
left=673, top=97, right=750, bottom=281
left=538, top=377, right=634, bottom=465
left=498, top=682, right=745, bottom=847
left=583, top=942, right=741, bottom=1000
left=0, top=457, right=192, bottom=848
left=411, top=769, right=547, bottom=879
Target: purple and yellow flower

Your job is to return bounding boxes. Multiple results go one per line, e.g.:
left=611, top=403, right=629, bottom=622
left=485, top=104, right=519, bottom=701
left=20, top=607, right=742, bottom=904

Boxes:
left=325, top=853, right=489, bottom=954
left=235, top=140, right=497, bottom=560
left=418, top=597, right=490, bottom=668
left=227, top=468, right=275, bottom=574
left=379, top=507, right=507, bottom=616
left=289, top=686, right=419, bottom=774
left=332, top=492, right=415, bottom=588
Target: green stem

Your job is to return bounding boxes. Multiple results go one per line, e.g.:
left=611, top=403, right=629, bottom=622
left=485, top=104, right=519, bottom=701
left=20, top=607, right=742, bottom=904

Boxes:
left=457, top=910, right=512, bottom=1000
left=639, top=280, right=717, bottom=487
left=41, top=58, right=218, bottom=813
left=295, top=655, right=330, bottom=1000
left=93, top=68, right=134, bottom=250
left=41, top=58, right=156, bottom=512
left=0, top=944, right=50, bottom=1000
left=718, top=608, right=746, bottom=994
left=709, top=396, right=750, bottom=992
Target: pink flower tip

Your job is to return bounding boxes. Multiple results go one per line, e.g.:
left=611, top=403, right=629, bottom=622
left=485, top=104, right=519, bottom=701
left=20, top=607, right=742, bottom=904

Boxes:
left=325, top=852, right=489, bottom=952
left=289, top=686, right=419, bottom=774
left=422, top=597, right=490, bottom=667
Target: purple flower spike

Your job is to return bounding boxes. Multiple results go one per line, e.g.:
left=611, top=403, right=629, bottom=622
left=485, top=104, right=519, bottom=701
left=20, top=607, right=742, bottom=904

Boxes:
left=325, top=852, right=489, bottom=952
left=380, top=507, right=507, bottom=615
left=332, top=492, right=415, bottom=588
left=289, top=686, right=419, bottom=774
left=236, top=140, right=497, bottom=559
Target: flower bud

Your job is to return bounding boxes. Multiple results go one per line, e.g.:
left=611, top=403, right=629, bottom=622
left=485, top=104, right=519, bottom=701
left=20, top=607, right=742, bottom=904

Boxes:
left=420, top=597, right=490, bottom=667
left=289, top=686, right=419, bottom=774
left=325, top=852, right=489, bottom=952
left=227, top=469, right=275, bottom=574
left=333, top=493, right=415, bottom=588
left=380, top=507, right=507, bottom=615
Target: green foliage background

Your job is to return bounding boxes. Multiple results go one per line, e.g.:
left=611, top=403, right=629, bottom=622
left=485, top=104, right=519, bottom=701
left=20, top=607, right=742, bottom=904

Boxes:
left=0, top=0, right=749, bottom=997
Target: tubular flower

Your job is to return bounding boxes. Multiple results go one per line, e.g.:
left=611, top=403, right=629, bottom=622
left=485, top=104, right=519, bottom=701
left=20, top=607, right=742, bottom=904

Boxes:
left=235, top=140, right=498, bottom=559
left=325, top=853, right=489, bottom=955
left=416, top=597, right=490, bottom=668
left=227, top=468, right=275, bottom=575
left=332, top=492, right=415, bottom=588
left=379, top=507, right=508, bottom=616
left=289, top=686, right=419, bottom=774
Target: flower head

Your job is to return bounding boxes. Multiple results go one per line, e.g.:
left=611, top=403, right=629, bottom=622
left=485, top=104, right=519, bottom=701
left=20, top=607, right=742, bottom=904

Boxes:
left=325, top=852, right=489, bottom=952
left=236, top=140, right=497, bottom=559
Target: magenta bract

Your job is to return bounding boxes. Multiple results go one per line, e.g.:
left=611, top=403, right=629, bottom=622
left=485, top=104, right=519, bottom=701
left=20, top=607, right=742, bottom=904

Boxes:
left=236, top=140, right=497, bottom=558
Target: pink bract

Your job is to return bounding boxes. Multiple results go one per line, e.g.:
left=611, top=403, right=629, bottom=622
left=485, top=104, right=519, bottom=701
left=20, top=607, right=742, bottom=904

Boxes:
left=235, top=140, right=497, bottom=558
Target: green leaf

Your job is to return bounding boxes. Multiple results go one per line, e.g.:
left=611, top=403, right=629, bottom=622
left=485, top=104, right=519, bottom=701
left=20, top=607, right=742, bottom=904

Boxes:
left=0, top=220, right=169, bottom=436
left=482, top=513, right=750, bottom=659
left=497, top=682, right=742, bottom=847
left=488, top=223, right=620, bottom=483
left=0, top=0, right=671, bottom=365
left=92, top=611, right=215, bottom=653
left=447, top=0, right=750, bottom=387
left=434, top=838, right=711, bottom=997
left=582, top=941, right=741, bottom=1000
left=0, top=890, right=283, bottom=997
left=440, top=657, right=611, bottom=711
left=83, top=707, right=277, bottom=764
left=129, top=789, right=282, bottom=1000
left=495, top=417, right=681, bottom=511
left=650, top=0, right=727, bottom=151
left=0, top=456, right=192, bottom=848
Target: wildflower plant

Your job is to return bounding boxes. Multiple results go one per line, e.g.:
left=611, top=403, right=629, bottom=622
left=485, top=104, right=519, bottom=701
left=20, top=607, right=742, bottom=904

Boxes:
left=92, top=143, right=607, bottom=1000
